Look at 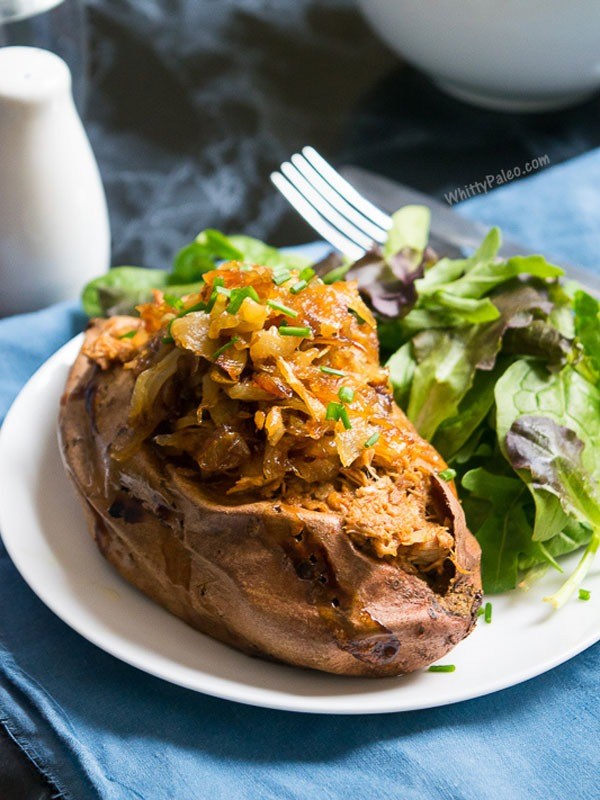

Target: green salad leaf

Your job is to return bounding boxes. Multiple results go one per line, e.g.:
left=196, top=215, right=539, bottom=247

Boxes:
left=375, top=211, right=598, bottom=606
left=82, top=231, right=310, bottom=317
left=383, top=205, right=430, bottom=263
left=82, top=267, right=171, bottom=317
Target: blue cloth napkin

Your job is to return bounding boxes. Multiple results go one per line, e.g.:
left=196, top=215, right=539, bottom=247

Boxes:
left=1, top=152, right=599, bottom=800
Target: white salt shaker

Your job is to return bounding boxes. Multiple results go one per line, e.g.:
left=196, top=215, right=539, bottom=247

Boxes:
left=0, top=46, right=110, bottom=316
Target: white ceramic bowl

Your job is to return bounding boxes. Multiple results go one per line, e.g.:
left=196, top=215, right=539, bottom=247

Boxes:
left=357, top=0, right=600, bottom=112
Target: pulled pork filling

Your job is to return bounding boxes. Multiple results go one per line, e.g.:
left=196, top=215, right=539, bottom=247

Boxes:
left=84, top=262, right=454, bottom=573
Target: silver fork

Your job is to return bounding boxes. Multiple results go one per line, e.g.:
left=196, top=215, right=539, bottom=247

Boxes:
left=270, top=146, right=392, bottom=259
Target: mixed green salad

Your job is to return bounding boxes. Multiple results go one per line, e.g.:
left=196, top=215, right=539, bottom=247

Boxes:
left=82, top=208, right=600, bottom=608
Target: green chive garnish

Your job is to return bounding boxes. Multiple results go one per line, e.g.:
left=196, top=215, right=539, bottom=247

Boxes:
left=212, top=336, right=239, bottom=361
left=215, top=285, right=231, bottom=297
left=320, top=366, right=345, bottom=377
left=299, top=266, right=316, bottom=282
left=179, top=301, right=207, bottom=316
left=290, top=279, right=308, bottom=295
left=206, top=277, right=225, bottom=312
left=267, top=300, right=298, bottom=318
left=228, top=286, right=260, bottom=314
left=477, top=607, right=485, bottom=617
left=579, top=588, right=591, bottom=601
left=438, top=468, right=457, bottom=482
left=338, top=386, right=354, bottom=404
left=161, top=335, right=174, bottom=344
left=338, top=406, right=352, bottom=430
left=428, top=665, right=456, bottom=673
left=364, top=431, right=380, bottom=448
left=325, top=402, right=341, bottom=421
left=119, top=330, right=137, bottom=339
left=348, top=308, right=366, bottom=325
left=164, top=294, right=185, bottom=310
left=325, top=402, right=352, bottom=429
left=484, top=602, right=492, bottom=623
left=272, top=268, right=291, bottom=285
left=279, top=325, right=311, bottom=337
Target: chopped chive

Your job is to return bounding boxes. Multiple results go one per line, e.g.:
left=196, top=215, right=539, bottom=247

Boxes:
left=164, top=294, right=185, bottom=310
left=161, top=335, right=174, bottom=344
left=428, top=664, right=456, bottom=673
left=228, top=286, right=260, bottom=314
left=272, top=268, right=291, bottom=285
left=364, top=431, right=380, bottom=448
left=267, top=299, right=298, bottom=318
left=212, top=336, right=240, bottom=361
left=119, top=330, right=137, bottom=339
left=338, top=386, right=355, bottom=404
left=477, top=607, right=485, bottom=617
left=338, top=406, right=352, bottom=430
left=206, top=277, right=225, bottom=312
left=484, top=602, right=493, bottom=623
left=348, top=308, right=366, bottom=325
left=579, top=588, right=591, bottom=601
left=279, top=325, right=311, bottom=337
left=325, top=402, right=342, bottom=421
left=320, top=366, right=345, bottom=377
left=215, top=285, right=231, bottom=297
left=438, top=468, right=457, bottom=481
left=290, top=279, right=308, bottom=295
left=179, top=301, right=206, bottom=316
left=299, top=266, right=316, bottom=282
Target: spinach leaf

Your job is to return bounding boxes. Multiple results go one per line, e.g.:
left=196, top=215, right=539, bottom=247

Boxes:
left=82, top=231, right=312, bottom=318
left=82, top=267, right=171, bottom=317
left=170, top=228, right=244, bottom=284
left=461, top=468, right=535, bottom=593
left=433, top=365, right=502, bottom=460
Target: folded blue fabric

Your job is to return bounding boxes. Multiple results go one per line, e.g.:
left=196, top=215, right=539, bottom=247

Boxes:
left=1, top=151, right=599, bottom=800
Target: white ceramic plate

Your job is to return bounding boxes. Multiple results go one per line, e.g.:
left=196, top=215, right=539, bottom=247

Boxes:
left=1, top=337, right=599, bottom=715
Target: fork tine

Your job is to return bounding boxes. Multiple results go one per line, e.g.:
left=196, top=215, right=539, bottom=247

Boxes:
left=302, top=147, right=393, bottom=231
left=290, top=153, right=388, bottom=245
left=280, top=161, right=374, bottom=252
left=270, top=171, right=364, bottom=260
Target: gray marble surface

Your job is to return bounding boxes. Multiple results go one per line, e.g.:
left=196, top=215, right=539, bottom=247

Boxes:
left=3, top=0, right=600, bottom=795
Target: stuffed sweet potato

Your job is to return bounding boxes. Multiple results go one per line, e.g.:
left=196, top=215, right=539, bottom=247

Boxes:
left=59, top=263, right=481, bottom=676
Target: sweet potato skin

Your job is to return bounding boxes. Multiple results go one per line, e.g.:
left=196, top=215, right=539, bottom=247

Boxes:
left=59, top=329, right=482, bottom=677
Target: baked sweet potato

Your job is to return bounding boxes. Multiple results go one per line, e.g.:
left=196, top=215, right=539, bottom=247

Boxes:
left=59, top=264, right=481, bottom=676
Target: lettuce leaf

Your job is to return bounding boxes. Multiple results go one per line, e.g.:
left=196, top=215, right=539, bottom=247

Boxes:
left=379, top=215, right=597, bottom=601
left=82, top=231, right=310, bottom=317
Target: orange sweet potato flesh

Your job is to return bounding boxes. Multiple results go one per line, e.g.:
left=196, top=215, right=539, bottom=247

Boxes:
left=60, top=330, right=481, bottom=677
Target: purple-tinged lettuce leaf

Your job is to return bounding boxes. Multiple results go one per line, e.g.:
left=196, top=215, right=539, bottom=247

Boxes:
left=506, top=416, right=600, bottom=531
left=503, top=319, right=572, bottom=368
left=505, top=414, right=600, bottom=608
left=344, top=206, right=432, bottom=320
